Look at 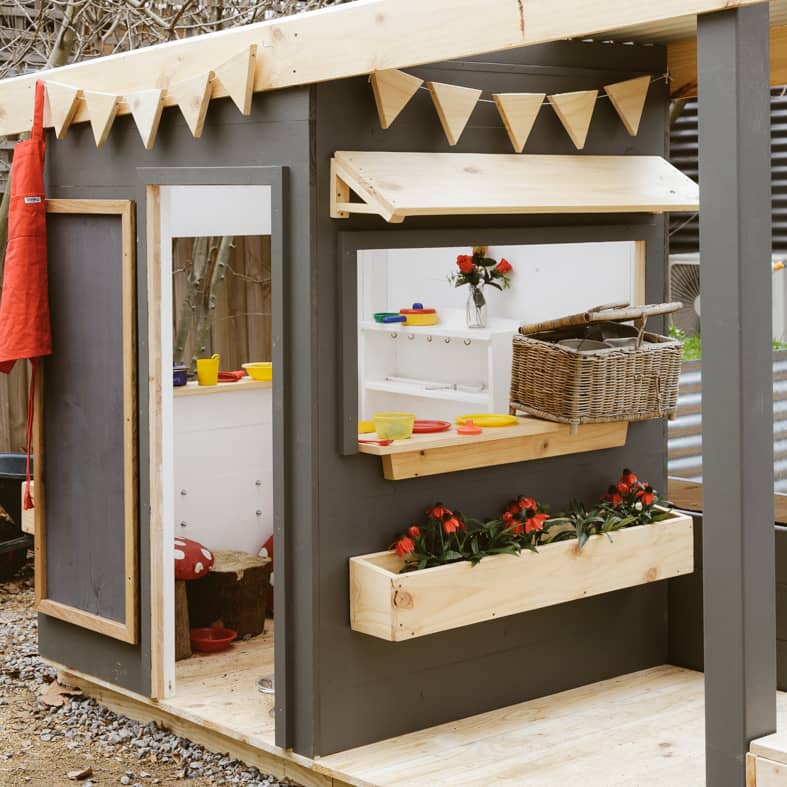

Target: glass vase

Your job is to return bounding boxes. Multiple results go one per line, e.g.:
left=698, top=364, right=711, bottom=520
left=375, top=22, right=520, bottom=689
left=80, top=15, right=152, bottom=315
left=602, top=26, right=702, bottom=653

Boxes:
left=466, top=285, right=487, bottom=329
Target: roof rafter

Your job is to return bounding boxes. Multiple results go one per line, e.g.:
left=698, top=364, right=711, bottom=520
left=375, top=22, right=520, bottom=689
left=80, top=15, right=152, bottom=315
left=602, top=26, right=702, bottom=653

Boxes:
left=0, top=0, right=763, bottom=137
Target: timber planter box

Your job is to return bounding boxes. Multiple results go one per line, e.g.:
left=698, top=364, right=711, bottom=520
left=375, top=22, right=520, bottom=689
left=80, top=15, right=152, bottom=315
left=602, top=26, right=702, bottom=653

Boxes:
left=349, top=510, right=694, bottom=641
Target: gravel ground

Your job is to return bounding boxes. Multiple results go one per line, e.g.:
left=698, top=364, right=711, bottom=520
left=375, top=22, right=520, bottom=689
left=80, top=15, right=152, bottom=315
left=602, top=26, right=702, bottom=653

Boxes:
left=0, top=554, right=298, bottom=787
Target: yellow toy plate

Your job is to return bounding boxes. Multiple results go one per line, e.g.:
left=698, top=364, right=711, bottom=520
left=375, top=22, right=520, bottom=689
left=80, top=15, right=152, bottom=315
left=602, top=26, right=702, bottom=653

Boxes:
left=456, top=414, right=518, bottom=427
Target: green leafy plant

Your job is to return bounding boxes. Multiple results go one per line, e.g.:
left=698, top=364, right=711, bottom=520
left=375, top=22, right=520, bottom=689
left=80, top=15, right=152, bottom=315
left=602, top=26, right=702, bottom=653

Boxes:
left=668, top=324, right=787, bottom=360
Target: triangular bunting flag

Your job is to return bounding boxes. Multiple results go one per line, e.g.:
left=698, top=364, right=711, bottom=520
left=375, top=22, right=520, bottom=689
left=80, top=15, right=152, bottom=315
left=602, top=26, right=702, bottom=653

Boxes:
left=83, top=90, right=120, bottom=148
left=427, top=81, right=481, bottom=146
left=170, top=72, right=215, bottom=138
left=548, top=89, right=598, bottom=150
left=44, top=82, right=82, bottom=139
left=370, top=69, right=423, bottom=129
left=493, top=93, right=545, bottom=153
left=126, top=88, right=166, bottom=150
left=604, top=75, right=650, bottom=136
left=213, top=45, right=257, bottom=115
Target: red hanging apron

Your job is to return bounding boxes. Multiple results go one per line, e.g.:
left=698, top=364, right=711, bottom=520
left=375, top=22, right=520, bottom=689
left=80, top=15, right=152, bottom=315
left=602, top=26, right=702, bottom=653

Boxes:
left=0, top=81, right=52, bottom=509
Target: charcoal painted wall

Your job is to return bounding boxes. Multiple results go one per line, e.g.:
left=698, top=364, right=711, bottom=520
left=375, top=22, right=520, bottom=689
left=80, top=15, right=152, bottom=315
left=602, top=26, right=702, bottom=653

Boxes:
left=311, top=40, right=673, bottom=755
left=39, top=88, right=313, bottom=716
left=668, top=514, right=787, bottom=688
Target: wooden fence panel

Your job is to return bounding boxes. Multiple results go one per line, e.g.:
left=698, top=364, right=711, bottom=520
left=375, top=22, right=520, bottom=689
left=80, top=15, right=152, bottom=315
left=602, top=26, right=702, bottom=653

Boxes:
left=0, top=360, right=30, bottom=453
left=171, top=234, right=271, bottom=372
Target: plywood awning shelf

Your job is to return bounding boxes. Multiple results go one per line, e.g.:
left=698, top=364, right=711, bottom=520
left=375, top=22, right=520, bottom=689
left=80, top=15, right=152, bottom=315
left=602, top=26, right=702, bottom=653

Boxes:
left=358, top=417, right=628, bottom=480
left=330, top=151, right=699, bottom=223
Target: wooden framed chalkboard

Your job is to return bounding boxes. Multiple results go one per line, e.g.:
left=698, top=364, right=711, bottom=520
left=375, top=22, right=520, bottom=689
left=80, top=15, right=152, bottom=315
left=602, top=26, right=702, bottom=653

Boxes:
left=33, top=199, right=138, bottom=644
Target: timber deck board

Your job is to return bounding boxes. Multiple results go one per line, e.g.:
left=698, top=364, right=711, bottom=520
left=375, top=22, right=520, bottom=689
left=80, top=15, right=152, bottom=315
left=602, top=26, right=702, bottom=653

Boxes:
left=56, top=659, right=787, bottom=786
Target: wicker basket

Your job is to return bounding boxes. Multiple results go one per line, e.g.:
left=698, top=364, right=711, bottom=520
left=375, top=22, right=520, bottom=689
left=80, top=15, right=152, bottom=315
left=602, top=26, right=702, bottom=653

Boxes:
left=510, top=302, right=683, bottom=427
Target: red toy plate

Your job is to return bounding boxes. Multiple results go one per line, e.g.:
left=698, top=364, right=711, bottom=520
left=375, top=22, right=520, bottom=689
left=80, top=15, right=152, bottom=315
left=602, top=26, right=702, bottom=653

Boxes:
left=190, top=627, right=238, bottom=653
left=412, top=419, right=451, bottom=433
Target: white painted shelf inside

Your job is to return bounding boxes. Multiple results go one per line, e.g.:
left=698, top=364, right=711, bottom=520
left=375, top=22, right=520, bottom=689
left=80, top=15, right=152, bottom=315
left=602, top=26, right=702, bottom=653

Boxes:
left=359, top=311, right=518, bottom=421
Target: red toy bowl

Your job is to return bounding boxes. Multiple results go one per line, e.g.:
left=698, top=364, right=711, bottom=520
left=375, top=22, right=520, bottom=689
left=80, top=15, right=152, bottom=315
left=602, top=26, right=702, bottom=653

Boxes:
left=190, top=627, right=237, bottom=653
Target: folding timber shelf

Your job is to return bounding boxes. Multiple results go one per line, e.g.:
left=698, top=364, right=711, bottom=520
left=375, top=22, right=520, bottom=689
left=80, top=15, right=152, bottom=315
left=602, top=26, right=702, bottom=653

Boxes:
left=330, top=151, right=700, bottom=223
left=357, top=417, right=629, bottom=480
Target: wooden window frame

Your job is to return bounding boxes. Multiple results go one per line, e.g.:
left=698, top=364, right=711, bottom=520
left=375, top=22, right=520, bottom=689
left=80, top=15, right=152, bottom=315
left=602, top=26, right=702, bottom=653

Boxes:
left=34, top=198, right=138, bottom=645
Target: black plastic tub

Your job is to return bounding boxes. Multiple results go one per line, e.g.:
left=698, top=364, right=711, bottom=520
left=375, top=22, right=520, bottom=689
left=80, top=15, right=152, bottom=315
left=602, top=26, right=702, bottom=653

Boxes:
left=0, top=453, right=34, bottom=580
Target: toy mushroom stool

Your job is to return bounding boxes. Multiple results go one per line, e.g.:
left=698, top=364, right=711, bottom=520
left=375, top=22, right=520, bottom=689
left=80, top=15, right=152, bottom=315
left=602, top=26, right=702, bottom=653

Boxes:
left=186, top=549, right=272, bottom=639
left=174, top=537, right=214, bottom=660
left=258, top=535, right=274, bottom=617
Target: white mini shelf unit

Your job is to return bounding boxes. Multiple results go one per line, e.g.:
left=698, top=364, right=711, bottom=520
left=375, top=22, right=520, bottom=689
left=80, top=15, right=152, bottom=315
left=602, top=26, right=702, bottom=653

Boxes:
left=358, top=310, right=519, bottom=422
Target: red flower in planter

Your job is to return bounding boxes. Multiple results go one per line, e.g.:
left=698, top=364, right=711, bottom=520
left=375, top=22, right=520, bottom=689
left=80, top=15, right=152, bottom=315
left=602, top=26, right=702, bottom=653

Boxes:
left=604, top=485, right=623, bottom=507
left=472, top=246, right=487, bottom=257
left=495, top=258, right=513, bottom=275
left=637, top=485, right=655, bottom=506
left=408, top=525, right=421, bottom=538
left=456, top=255, right=475, bottom=274
left=524, top=508, right=549, bottom=534
left=502, top=510, right=514, bottom=523
left=395, top=536, right=415, bottom=557
left=517, top=496, right=537, bottom=511
left=616, top=481, right=630, bottom=495
left=621, top=468, right=638, bottom=487
left=427, top=503, right=453, bottom=520
left=443, top=516, right=462, bottom=534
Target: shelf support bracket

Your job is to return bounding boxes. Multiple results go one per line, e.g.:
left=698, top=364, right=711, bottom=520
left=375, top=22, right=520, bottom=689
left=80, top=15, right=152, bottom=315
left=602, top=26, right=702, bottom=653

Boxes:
left=329, top=155, right=403, bottom=223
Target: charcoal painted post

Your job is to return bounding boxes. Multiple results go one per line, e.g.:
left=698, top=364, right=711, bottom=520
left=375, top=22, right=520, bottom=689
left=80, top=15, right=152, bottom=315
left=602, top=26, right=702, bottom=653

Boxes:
left=697, top=4, right=776, bottom=784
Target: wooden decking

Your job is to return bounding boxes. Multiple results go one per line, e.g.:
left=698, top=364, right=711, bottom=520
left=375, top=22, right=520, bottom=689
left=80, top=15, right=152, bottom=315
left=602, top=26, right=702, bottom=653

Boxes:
left=57, top=655, right=787, bottom=786
left=170, top=623, right=276, bottom=746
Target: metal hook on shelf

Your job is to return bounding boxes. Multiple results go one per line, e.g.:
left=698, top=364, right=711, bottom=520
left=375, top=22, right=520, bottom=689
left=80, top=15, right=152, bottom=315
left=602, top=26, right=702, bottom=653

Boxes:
left=464, top=339, right=472, bottom=346
left=426, top=335, right=433, bottom=342
left=444, top=337, right=451, bottom=344
left=391, top=332, right=398, bottom=339
left=408, top=334, right=415, bottom=340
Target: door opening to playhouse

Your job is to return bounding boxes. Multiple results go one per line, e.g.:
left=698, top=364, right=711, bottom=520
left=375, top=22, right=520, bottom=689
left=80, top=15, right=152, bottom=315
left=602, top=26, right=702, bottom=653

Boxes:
left=147, top=180, right=281, bottom=750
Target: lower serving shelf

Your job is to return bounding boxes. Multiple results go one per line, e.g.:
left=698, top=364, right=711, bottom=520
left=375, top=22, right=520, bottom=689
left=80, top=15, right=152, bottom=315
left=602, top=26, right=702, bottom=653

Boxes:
left=357, top=417, right=629, bottom=479
left=350, top=510, right=694, bottom=642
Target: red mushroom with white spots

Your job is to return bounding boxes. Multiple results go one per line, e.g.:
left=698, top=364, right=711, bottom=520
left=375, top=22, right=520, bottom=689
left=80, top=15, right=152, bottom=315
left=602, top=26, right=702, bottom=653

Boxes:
left=174, top=537, right=214, bottom=580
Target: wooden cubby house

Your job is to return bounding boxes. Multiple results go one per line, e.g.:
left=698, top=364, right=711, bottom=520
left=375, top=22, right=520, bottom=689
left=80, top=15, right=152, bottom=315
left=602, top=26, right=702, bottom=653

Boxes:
left=0, top=1, right=784, bottom=784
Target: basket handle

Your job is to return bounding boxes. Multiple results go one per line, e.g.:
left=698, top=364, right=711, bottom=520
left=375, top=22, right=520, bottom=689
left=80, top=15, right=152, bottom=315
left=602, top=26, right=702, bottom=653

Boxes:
left=518, top=301, right=683, bottom=336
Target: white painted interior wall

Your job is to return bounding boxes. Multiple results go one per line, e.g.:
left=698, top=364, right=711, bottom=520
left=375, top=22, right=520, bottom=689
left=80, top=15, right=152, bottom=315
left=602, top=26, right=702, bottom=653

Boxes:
left=174, top=387, right=273, bottom=555
left=359, top=242, right=638, bottom=324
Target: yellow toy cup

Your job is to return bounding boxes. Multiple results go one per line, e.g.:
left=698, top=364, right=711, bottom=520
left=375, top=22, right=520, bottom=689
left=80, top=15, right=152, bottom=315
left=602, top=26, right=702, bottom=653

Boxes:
left=196, top=354, right=220, bottom=386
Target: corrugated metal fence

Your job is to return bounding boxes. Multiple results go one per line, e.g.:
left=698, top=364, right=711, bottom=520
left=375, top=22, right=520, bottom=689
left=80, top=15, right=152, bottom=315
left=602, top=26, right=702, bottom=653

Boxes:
left=667, top=351, right=787, bottom=492
left=670, top=88, right=787, bottom=254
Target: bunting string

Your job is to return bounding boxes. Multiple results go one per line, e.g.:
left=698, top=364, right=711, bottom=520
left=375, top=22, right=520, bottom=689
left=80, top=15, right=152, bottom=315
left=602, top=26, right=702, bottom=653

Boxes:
left=369, top=69, right=667, bottom=151
left=411, top=73, right=669, bottom=105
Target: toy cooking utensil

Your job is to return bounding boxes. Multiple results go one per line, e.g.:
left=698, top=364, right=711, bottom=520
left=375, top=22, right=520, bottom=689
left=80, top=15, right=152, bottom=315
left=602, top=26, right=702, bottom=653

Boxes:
left=412, top=419, right=451, bottom=433
left=457, top=419, right=483, bottom=435
left=456, top=414, right=518, bottom=427
left=399, top=302, right=439, bottom=326
left=357, top=438, right=394, bottom=446
left=374, top=312, right=407, bottom=324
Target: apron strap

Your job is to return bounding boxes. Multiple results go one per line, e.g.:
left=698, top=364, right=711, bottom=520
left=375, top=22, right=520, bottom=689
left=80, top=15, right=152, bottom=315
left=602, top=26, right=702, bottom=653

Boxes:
left=22, top=357, right=37, bottom=510
left=31, top=81, right=45, bottom=141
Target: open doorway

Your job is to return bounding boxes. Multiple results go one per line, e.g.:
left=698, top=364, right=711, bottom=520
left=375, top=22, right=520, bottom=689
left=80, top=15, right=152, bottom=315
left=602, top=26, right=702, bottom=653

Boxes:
left=146, top=180, right=281, bottom=751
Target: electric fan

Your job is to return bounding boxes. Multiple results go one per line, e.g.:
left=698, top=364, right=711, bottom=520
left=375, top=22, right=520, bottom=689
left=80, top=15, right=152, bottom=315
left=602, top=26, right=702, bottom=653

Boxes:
left=668, top=256, right=701, bottom=336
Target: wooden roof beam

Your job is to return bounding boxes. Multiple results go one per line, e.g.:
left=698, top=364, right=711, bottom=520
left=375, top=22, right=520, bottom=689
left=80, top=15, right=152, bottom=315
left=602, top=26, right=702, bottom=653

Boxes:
left=0, top=0, right=762, bottom=137
left=669, top=23, right=787, bottom=97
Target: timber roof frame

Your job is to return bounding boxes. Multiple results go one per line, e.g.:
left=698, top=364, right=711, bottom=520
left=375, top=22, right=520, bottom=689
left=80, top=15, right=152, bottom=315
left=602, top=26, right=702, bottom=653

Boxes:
left=0, top=0, right=777, bottom=137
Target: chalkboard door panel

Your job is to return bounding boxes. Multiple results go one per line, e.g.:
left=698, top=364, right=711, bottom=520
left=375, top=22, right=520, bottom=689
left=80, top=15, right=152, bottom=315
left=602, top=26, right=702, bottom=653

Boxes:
left=34, top=199, right=137, bottom=644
